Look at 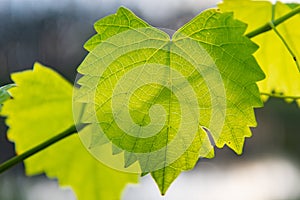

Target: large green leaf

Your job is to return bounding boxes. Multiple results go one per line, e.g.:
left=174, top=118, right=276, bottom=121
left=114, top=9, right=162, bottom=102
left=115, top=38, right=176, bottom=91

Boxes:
left=219, top=0, right=300, bottom=105
left=76, top=7, right=264, bottom=194
left=1, top=63, right=137, bottom=200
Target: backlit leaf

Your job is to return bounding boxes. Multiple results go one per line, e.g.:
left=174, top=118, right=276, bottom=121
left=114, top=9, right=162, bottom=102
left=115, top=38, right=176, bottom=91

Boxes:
left=76, top=7, right=264, bottom=194
left=219, top=0, right=300, bottom=105
left=1, top=63, right=137, bottom=200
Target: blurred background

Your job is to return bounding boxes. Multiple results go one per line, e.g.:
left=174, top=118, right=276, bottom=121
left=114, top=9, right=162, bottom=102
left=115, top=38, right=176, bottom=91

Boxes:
left=0, top=0, right=300, bottom=199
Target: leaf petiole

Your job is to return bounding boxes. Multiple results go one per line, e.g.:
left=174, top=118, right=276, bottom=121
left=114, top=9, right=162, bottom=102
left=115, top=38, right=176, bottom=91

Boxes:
left=246, top=5, right=300, bottom=38
left=268, top=4, right=300, bottom=72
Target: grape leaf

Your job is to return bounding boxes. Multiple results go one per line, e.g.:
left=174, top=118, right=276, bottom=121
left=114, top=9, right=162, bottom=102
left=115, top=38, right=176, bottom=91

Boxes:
left=76, top=7, right=264, bottom=194
left=77, top=7, right=215, bottom=194
left=219, top=0, right=300, bottom=105
left=84, top=6, right=149, bottom=52
left=1, top=63, right=137, bottom=200
left=0, top=84, right=15, bottom=112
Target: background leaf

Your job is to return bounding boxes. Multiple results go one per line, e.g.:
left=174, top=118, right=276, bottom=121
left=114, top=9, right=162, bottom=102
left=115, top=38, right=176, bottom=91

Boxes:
left=1, top=63, right=137, bottom=200
left=219, top=0, right=300, bottom=105
left=0, top=84, right=15, bottom=113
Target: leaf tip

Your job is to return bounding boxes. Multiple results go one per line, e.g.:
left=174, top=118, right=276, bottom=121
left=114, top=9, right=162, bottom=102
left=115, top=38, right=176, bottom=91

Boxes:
left=117, top=6, right=131, bottom=13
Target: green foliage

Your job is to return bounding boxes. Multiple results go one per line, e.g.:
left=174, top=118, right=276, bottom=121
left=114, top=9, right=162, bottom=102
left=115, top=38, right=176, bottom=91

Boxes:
left=219, top=0, right=300, bottom=105
left=76, top=7, right=264, bottom=194
left=1, top=63, right=137, bottom=200
left=0, top=1, right=299, bottom=199
left=0, top=84, right=15, bottom=112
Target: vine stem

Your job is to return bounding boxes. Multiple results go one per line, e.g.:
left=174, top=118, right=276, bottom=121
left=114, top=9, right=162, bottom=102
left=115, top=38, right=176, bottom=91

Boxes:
left=0, top=124, right=82, bottom=174
left=261, top=92, right=300, bottom=100
left=246, top=5, right=300, bottom=38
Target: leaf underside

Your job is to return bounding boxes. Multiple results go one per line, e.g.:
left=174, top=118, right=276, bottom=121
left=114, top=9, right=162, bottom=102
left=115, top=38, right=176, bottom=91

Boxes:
left=77, top=6, right=265, bottom=194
